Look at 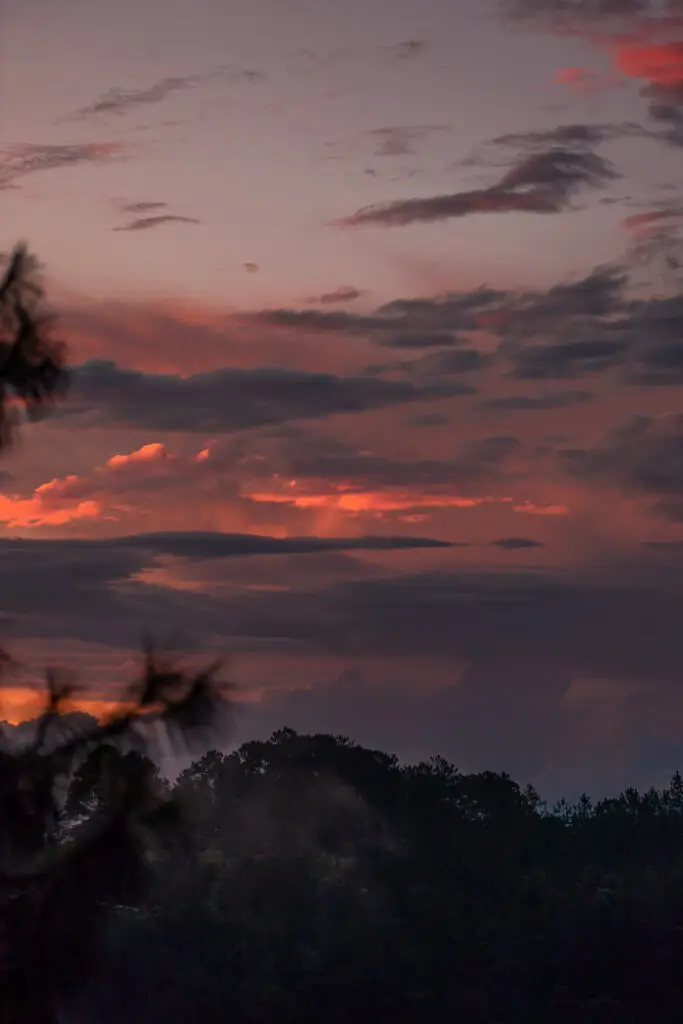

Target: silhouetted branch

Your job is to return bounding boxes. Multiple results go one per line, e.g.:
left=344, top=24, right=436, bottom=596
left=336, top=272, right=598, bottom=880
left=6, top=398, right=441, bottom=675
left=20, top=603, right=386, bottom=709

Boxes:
left=0, top=242, right=68, bottom=453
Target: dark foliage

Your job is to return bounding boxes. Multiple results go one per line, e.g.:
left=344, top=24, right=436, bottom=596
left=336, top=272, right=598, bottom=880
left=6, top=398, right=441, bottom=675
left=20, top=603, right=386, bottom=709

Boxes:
left=0, top=243, right=68, bottom=452
left=77, top=731, right=683, bottom=1024
left=0, top=652, right=234, bottom=1024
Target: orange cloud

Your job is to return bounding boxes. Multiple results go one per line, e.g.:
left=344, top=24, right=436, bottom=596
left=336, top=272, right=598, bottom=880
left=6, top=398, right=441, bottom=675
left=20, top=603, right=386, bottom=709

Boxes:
left=107, top=442, right=167, bottom=468
left=0, top=687, right=137, bottom=726
left=0, top=490, right=102, bottom=528
left=0, top=443, right=176, bottom=530
left=512, top=501, right=569, bottom=516
left=0, top=434, right=577, bottom=543
left=246, top=486, right=515, bottom=514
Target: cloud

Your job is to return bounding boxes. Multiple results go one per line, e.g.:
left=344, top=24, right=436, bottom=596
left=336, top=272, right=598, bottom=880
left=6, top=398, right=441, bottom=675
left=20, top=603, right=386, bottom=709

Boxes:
left=59, top=360, right=476, bottom=433
left=244, top=262, right=260, bottom=274
left=402, top=412, right=451, bottom=428
left=113, top=215, right=201, bottom=232
left=120, top=201, right=168, bottom=214
left=252, top=286, right=507, bottom=347
left=218, top=432, right=535, bottom=521
left=479, top=390, right=593, bottom=411
left=0, top=142, right=124, bottom=189
left=74, top=74, right=201, bottom=119
left=313, top=286, right=363, bottom=305
left=641, top=81, right=683, bottom=145
left=495, top=273, right=683, bottom=386
left=0, top=434, right=531, bottom=539
left=335, top=147, right=619, bottom=228
left=507, top=337, right=631, bottom=379
left=266, top=434, right=520, bottom=491
left=386, top=40, right=427, bottom=60
left=489, top=122, right=637, bottom=150
left=622, top=207, right=683, bottom=231
left=198, top=563, right=683, bottom=686
left=498, top=2, right=683, bottom=144
left=499, top=1, right=657, bottom=33
left=0, top=530, right=452, bottom=564
left=491, top=536, right=544, bottom=549
left=407, top=348, right=493, bottom=375
left=368, top=125, right=450, bottom=157
left=0, top=531, right=453, bottom=651
left=560, top=414, right=683, bottom=502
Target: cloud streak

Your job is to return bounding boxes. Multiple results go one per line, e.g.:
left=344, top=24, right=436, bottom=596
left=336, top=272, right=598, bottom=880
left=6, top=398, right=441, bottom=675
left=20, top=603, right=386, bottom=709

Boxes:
left=74, top=74, right=201, bottom=119
left=335, top=148, right=619, bottom=228
left=0, top=142, right=124, bottom=189
left=60, top=360, right=476, bottom=432
left=113, top=215, right=201, bottom=232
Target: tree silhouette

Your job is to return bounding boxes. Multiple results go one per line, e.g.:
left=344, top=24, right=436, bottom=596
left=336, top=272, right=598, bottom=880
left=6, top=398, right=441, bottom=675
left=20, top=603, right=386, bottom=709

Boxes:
left=0, top=245, right=235, bottom=1024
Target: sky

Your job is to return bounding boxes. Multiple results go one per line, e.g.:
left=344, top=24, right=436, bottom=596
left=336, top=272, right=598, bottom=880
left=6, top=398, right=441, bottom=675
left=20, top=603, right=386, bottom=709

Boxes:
left=2, top=0, right=683, bottom=799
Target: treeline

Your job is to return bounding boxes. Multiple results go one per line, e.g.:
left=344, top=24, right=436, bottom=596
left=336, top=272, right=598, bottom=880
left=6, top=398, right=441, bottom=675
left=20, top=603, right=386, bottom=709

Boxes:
left=67, top=727, right=683, bottom=1023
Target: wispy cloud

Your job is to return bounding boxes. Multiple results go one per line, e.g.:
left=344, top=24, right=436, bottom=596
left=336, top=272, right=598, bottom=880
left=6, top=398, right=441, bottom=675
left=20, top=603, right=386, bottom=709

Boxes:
left=60, top=360, right=476, bottom=432
left=74, top=74, right=200, bottom=119
left=119, top=200, right=168, bottom=214
left=0, top=142, right=124, bottom=189
left=387, top=40, right=427, bottom=60
left=368, top=124, right=450, bottom=157
left=312, top=286, right=363, bottom=305
left=113, top=215, right=201, bottom=232
left=335, top=147, right=619, bottom=228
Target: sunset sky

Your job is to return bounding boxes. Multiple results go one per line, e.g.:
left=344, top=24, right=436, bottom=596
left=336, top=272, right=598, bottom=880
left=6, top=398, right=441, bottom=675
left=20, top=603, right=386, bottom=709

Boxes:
left=2, top=0, right=683, bottom=799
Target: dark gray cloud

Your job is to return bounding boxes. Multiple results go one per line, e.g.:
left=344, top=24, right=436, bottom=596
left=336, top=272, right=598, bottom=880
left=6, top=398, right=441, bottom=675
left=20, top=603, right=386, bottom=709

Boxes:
left=270, top=433, right=520, bottom=492
left=213, top=565, right=683, bottom=685
left=313, top=286, right=363, bottom=305
left=499, top=0, right=652, bottom=29
left=253, top=285, right=505, bottom=347
left=113, top=215, right=201, bottom=232
left=74, top=74, right=200, bottom=119
left=252, top=308, right=387, bottom=335
left=60, top=360, right=475, bottom=432
left=402, top=412, right=451, bottom=428
left=642, top=82, right=683, bottom=148
left=490, top=122, right=643, bottom=150
left=479, top=389, right=593, bottom=411
left=507, top=337, right=631, bottom=379
left=498, top=272, right=683, bottom=386
left=336, top=147, right=619, bottom=228
left=491, top=537, right=544, bottom=549
left=0, top=529, right=452, bottom=565
left=0, top=531, right=452, bottom=646
left=408, top=348, right=493, bottom=375
left=0, top=142, right=123, bottom=189
left=501, top=265, right=628, bottom=339
left=560, top=414, right=683, bottom=501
